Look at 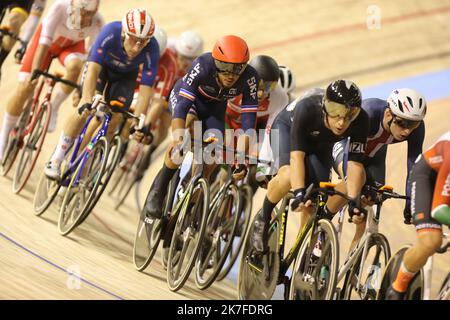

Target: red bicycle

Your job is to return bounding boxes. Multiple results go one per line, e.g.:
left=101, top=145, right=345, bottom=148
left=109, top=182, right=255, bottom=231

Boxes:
left=0, top=69, right=80, bottom=194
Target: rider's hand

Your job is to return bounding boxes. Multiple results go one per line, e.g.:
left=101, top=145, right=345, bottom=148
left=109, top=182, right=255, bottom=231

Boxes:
left=290, top=188, right=312, bottom=212
left=77, top=102, right=92, bottom=116
left=14, top=43, right=27, bottom=64
left=232, top=161, right=248, bottom=181
left=348, top=199, right=367, bottom=223
left=403, top=205, right=412, bottom=225
left=72, top=89, right=81, bottom=107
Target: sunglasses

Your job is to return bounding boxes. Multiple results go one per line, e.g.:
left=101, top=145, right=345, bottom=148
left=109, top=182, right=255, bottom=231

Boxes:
left=324, top=99, right=360, bottom=122
left=393, top=116, right=421, bottom=129
left=125, top=33, right=151, bottom=45
left=214, top=60, right=247, bottom=75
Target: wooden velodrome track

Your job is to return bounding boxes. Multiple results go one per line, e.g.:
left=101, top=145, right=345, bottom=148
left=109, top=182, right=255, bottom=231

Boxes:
left=1, top=0, right=449, bottom=299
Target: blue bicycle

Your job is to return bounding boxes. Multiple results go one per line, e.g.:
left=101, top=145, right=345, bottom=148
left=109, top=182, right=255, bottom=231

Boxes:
left=33, top=94, right=144, bottom=236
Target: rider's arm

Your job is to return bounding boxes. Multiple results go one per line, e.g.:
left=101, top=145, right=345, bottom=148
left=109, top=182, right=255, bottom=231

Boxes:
left=291, top=150, right=306, bottom=189
left=31, top=1, right=62, bottom=74
left=290, top=100, right=311, bottom=190
left=406, top=122, right=425, bottom=199
left=79, top=61, right=101, bottom=105
left=346, top=109, right=370, bottom=199
left=134, top=84, right=155, bottom=116
left=20, top=0, right=46, bottom=43
left=238, top=71, right=259, bottom=155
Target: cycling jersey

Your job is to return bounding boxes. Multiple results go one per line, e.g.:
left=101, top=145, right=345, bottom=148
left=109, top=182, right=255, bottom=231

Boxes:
left=169, top=52, right=259, bottom=133
left=332, top=98, right=425, bottom=200
left=88, top=21, right=160, bottom=87
left=265, top=89, right=368, bottom=185
left=225, top=84, right=288, bottom=130
left=411, top=132, right=450, bottom=231
left=19, top=0, right=103, bottom=81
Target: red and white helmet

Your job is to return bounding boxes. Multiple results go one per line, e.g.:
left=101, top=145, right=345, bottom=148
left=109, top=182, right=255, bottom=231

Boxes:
left=387, top=88, right=427, bottom=121
left=67, top=0, right=100, bottom=30
left=122, top=8, right=155, bottom=40
left=175, top=31, right=204, bottom=58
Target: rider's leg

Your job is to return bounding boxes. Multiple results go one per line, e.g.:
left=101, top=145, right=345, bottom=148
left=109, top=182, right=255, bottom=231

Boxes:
left=389, top=155, right=442, bottom=297
left=47, top=54, right=84, bottom=132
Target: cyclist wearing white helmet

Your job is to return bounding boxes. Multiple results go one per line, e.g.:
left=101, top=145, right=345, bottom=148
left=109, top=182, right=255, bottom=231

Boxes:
left=0, top=0, right=103, bottom=161
left=278, top=65, right=296, bottom=102
left=44, top=7, right=160, bottom=179
left=332, top=88, right=427, bottom=250
left=168, top=30, right=204, bottom=73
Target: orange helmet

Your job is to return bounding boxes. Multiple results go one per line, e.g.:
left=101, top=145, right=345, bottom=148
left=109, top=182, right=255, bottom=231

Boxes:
left=212, top=35, right=249, bottom=64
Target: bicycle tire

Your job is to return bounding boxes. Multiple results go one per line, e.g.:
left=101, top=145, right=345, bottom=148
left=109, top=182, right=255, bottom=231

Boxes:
left=376, top=245, right=424, bottom=300
left=237, top=207, right=281, bottom=300
left=194, top=183, right=241, bottom=290
left=289, top=219, right=339, bottom=300
left=12, top=101, right=50, bottom=194
left=341, top=232, right=391, bottom=300
left=167, top=178, right=209, bottom=292
left=216, top=184, right=253, bottom=281
left=33, top=169, right=61, bottom=216
left=58, top=136, right=109, bottom=236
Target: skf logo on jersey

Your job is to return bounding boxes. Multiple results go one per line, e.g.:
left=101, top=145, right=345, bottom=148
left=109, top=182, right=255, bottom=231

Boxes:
left=442, top=172, right=450, bottom=197
left=349, top=142, right=365, bottom=153
left=247, top=76, right=257, bottom=100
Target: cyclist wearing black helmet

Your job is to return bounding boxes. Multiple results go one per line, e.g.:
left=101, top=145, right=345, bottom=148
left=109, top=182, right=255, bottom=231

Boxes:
left=251, top=79, right=369, bottom=253
left=225, top=55, right=289, bottom=186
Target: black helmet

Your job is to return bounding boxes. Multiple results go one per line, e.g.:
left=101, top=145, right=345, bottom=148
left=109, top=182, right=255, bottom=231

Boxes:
left=325, top=79, right=362, bottom=108
left=249, top=55, right=280, bottom=82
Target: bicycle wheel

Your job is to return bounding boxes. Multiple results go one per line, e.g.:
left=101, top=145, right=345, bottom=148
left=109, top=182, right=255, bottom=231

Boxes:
left=237, top=208, right=281, bottom=300
left=1, top=101, right=31, bottom=176
left=33, top=169, right=61, bottom=216
left=81, top=135, right=121, bottom=217
left=133, top=189, right=168, bottom=271
left=12, top=101, right=50, bottom=194
left=341, top=233, right=391, bottom=300
left=195, top=183, right=241, bottom=290
left=376, top=245, right=424, bottom=300
left=437, top=272, right=450, bottom=300
left=289, top=219, right=339, bottom=300
left=167, top=178, right=209, bottom=292
left=58, top=136, right=109, bottom=236
left=216, top=184, right=253, bottom=281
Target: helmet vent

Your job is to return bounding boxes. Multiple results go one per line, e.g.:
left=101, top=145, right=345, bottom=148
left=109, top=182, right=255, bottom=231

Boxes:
left=407, top=96, right=414, bottom=109
left=218, top=46, right=225, bottom=55
left=397, top=99, right=404, bottom=113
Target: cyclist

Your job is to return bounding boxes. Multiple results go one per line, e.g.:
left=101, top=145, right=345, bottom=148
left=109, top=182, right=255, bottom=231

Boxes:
left=143, top=34, right=259, bottom=220
left=0, top=0, right=46, bottom=76
left=278, top=65, right=296, bottom=102
left=129, top=29, right=205, bottom=182
left=0, top=0, right=103, bottom=161
left=386, top=131, right=450, bottom=300
left=251, top=80, right=369, bottom=253
left=332, top=88, right=427, bottom=250
left=43, top=8, right=160, bottom=179
left=223, top=55, right=289, bottom=189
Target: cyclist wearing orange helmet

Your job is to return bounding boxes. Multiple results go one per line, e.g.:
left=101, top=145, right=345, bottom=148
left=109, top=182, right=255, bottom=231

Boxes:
left=143, top=34, right=260, bottom=220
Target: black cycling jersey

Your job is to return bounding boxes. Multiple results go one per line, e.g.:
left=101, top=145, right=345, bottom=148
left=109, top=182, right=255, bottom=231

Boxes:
left=273, top=90, right=369, bottom=163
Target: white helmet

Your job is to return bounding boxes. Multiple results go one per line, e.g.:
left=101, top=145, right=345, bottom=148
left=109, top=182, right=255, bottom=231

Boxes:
left=278, top=65, right=296, bottom=94
left=67, top=0, right=99, bottom=30
left=175, top=31, right=204, bottom=58
left=387, top=88, right=427, bottom=121
left=122, top=8, right=155, bottom=39
left=153, top=26, right=167, bottom=56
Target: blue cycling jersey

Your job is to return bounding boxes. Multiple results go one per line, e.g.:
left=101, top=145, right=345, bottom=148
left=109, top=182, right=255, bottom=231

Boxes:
left=88, top=21, right=160, bottom=87
left=171, top=52, right=259, bottom=131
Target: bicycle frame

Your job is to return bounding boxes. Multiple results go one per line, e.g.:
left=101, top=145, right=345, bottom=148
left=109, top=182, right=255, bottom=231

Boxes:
left=422, top=231, right=449, bottom=300
left=59, top=112, right=111, bottom=187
